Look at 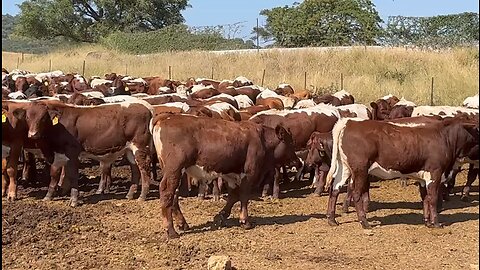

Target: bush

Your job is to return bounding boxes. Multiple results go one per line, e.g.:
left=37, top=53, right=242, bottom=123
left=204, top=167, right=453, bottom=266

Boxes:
left=100, top=24, right=255, bottom=54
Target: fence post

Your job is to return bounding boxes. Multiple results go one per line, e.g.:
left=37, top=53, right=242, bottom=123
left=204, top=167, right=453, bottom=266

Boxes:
left=82, top=60, right=86, bottom=76
left=340, top=73, right=344, bottom=89
left=49, top=59, right=52, bottom=72
left=430, top=77, right=434, bottom=106
left=211, top=66, right=214, bottom=79
left=21, top=52, right=24, bottom=63
left=168, top=66, right=172, bottom=80
left=261, top=69, right=266, bottom=87
left=304, top=71, right=307, bottom=90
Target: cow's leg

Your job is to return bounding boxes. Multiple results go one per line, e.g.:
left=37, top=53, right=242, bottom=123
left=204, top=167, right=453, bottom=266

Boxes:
left=160, top=168, right=182, bottom=239
left=426, top=173, right=443, bottom=228
left=282, top=165, right=289, bottom=182
left=212, top=177, right=221, bottom=201
left=261, top=169, right=274, bottom=197
left=96, top=161, right=112, bottom=194
left=44, top=164, right=62, bottom=201
left=342, top=183, right=354, bottom=213
left=65, top=158, right=81, bottom=207
left=461, top=164, right=478, bottom=201
left=314, top=169, right=326, bottom=196
left=294, top=161, right=304, bottom=182
left=134, top=147, right=152, bottom=201
left=351, top=169, right=370, bottom=229
left=272, top=167, right=281, bottom=199
left=6, top=145, right=21, bottom=201
left=326, top=183, right=341, bottom=226
left=213, top=186, right=240, bottom=229
left=21, top=151, right=36, bottom=184
left=399, top=177, right=407, bottom=188
left=2, top=158, right=7, bottom=197
left=197, top=179, right=207, bottom=200
left=445, top=167, right=460, bottom=199
left=125, top=152, right=140, bottom=200
left=172, top=192, right=189, bottom=231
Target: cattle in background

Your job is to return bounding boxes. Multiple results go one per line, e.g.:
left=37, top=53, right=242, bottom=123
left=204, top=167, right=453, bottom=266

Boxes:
left=151, top=114, right=300, bottom=238
left=294, top=99, right=316, bottom=109
left=387, top=97, right=416, bottom=119
left=274, top=84, right=295, bottom=96
left=144, top=77, right=176, bottom=95
left=325, top=117, right=478, bottom=229
left=412, top=106, right=479, bottom=118
left=370, top=94, right=400, bottom=120
left=235, top=86, right=261, bottom=103
left=462, top=94, right=479, bottom=109
left=232, top=76, right=253, bottom=88
left=313, top=90, right=355, bottom=106
left=256, top=89, right=296, bottom=109
left=22, top=99, right=154, bottom=206
left=250, top=104, right=340, bottom=198
left=195, top=78, right=221, bottom=89
left=141, top=94, right=187, bottom=105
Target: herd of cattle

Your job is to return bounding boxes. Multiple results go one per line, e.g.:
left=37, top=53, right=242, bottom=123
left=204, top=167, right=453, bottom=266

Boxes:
left=2, top=68, right=479, bottom=239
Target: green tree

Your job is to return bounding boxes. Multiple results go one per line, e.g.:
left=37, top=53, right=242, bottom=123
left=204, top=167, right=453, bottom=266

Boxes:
left=14, top=0, right=190, bottom=43
left=255, top=0, right=383, bottom=47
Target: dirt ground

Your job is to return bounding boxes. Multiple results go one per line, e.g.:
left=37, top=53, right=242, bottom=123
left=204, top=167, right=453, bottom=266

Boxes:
left=2, top=159, right=479, bottom=270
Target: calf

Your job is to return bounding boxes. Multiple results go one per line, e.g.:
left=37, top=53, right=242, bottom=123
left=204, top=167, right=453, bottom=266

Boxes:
left=151, top=114, right=300, bottom=238
left=23, top=100, right=154, bottom=206
left=325, top=117, right=478, bottom=229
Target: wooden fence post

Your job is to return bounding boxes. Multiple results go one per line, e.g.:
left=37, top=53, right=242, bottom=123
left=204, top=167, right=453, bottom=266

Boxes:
left=21, top=52, right=24, bottom=63
left=430, top=77, right=434, bottom=106
left=211, top=66, right=214, bottom=79
left=340, top=73, right=344, bottom=89
left=82, top=60, right=86, bottom=76
left=168, top=66, right=172, bottom=80
left=304, top=71, right=307, bottom=90
left=261, top=69, right=266, bottom=87
left=49, top=59, right=52, bottom=72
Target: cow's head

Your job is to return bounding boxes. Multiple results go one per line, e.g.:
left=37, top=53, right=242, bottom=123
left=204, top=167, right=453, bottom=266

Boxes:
left=370, top=99, right=391, bottom=120
left=3, top=103, right=27, bottom=130
left=273, top=125, right=301, bottom=168
left=305, top=132, right=331, bottom=168
left=25, top=102, right=61, bottom=139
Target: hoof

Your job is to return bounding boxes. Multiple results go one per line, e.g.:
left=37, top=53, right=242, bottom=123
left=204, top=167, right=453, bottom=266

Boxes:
left=311, top=192, right=321, bottom=197
left=125, top=192, right=135, bottom=200
left=95, top=189, right=104, bottom=195
left=213, top=195, right=220, bottom=202
left=197, top=194, right=205, bottom=200
left=137, top=196, right=146, bottom=202
left=7, top=194, right=16, bottom=202
left=240, top=220, right=253, bottom=230
left=43, top=196, right=53, bottom=202
left=460, top=195, right=470, bottom=202
left=166, top=229, right=180, bottom=239
left=213, top=214, right=227, bottom=229
left=327, top=218, right=339, bottom=226
left=69, top=199, right=79, bottom=207
left=176, top=222, right=190, bottom=231
left=360, top=220, right=371, bottom=229
left=341, top=205, right=349, bottom=214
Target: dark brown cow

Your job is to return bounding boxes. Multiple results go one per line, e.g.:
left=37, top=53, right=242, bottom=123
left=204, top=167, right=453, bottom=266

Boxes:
left=190, top=87, right=220, bottom=99
left=151, top=114, right=300, bottom=238
left=304, top=131, right=334, bottom=196
left=235, top=86, right=261, bottom=103
left=255, top=97, right=284, bottom=110
left=274, top=84, right=295, bottom=96
left=22, top=99, right=154, bottom=206
left=145, top=77, right=175, bottom=95
left=250, top=105, right=340, bottom=198
left=325, top=117, right=478, bottom=229
left=195, top=78, right=221, bottom=89
left=142, top=94, right=187, bottom=105
left=232, top=76, right=253, bottom=88
left=314, top=90, right=355, bottom=106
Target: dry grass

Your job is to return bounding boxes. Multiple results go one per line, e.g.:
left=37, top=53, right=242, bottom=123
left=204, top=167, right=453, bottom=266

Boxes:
left=2, top=45, right=479, bottom=105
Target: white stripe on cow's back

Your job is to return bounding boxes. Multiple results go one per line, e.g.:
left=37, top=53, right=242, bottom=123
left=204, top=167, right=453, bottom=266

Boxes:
left=412, top=106, right=479, bottom=117
left=294, top=99, right=316, bottom=109
left=154, top=102, right=190, bottom=111
left=381, top=94, right=395, bottom=100
left=463, top=94, right=479, bottom=109
left=249, top=103, right=339, bottom=119
left=387, top=122, right=426, bottom=127
left=233, top=95, right=254, bottom=109
left=205, top=93, right=236, bottom=101
left=206, top=102, right=239, bottom=113
left=395, top=97, right=416, bottom=107
left=332, top=89, right=351, bottom=99
left=338, top=104, right=370, bottom=119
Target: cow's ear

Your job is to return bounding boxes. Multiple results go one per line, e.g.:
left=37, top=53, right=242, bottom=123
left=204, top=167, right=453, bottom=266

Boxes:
left=275, top=125, right=288, bottom=141
left=47, top=109, right=62, bottom=125
left=13, top=108, right=26, bottom=120
left=370, top=102, right=378, bottom=110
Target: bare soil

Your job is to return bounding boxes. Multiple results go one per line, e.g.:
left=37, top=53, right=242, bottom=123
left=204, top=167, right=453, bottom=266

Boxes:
left=2, top=160, right=479, bottom=270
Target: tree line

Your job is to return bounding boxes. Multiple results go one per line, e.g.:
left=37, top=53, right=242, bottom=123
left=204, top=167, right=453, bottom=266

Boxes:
left=2, top=0, right=478, bottom=54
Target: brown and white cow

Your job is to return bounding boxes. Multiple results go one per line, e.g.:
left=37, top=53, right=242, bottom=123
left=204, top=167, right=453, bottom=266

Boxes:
left=313, top=90, right=355, bottom=106
left=151, top=114, right=300, bottom=238
left=22, top=99, right=154, bottom=206
left=325, top=117, right=478, bottom=229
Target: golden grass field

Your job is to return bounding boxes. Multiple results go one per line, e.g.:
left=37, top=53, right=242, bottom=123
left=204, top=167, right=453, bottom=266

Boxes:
left=2, top=45, right=479, bottom=105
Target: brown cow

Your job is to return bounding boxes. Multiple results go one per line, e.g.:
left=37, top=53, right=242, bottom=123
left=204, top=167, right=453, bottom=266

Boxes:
left=325, top=117, right=478, bottom=229
left=256, top=97, right=284, bottom=110
left=22, top=99, right=154, bottom=206
left=314, top=90, right=355, bottom=106
left=151, top=114, right=300, bottom=238
left=274, top=84, right=295, bottom=96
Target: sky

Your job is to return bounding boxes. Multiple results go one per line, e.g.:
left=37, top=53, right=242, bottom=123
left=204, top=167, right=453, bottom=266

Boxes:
left=2, top=0, right=479, bottom=40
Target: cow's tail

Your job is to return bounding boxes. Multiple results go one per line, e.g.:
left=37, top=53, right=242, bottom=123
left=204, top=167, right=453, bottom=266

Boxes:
left=325, top=117, right=350, bottom=190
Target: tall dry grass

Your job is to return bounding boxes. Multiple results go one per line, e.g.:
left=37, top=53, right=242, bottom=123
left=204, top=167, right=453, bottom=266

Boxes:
left=2, top=45, right=478, bottom=105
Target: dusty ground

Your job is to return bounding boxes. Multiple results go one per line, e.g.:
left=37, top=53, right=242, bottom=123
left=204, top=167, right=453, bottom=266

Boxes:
left=2, top=160, right=479, bottom=270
